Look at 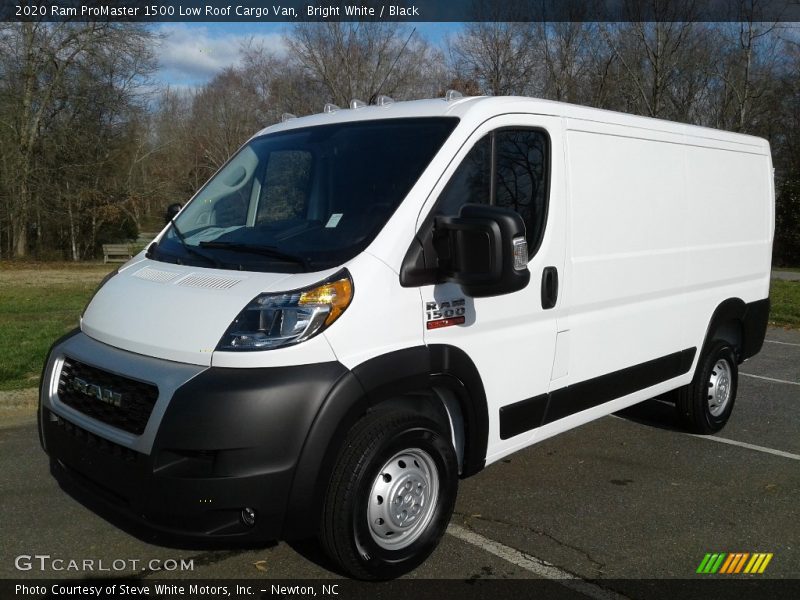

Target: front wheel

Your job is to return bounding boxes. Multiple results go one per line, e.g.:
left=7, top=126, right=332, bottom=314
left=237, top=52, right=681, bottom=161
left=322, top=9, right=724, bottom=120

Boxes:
left=319, top=409, right=458, bottom=580
left=676, top=340, right=738, bottom=434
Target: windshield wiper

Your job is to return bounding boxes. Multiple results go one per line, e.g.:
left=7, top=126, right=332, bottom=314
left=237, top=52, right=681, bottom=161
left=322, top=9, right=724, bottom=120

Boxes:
left=198, top=241, right=310, bottom=270
left=165, top=218, right=222, bottom=268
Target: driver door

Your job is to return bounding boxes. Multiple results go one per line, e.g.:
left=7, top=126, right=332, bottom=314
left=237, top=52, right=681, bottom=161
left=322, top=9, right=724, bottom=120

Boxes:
left=419, top=115, right=567, bottom=462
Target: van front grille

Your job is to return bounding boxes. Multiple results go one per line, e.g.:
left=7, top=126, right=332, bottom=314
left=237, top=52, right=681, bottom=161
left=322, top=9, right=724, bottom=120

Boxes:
left=57, top=358, right=158, bottom=435
left=50, top=410, right=140, bottom=462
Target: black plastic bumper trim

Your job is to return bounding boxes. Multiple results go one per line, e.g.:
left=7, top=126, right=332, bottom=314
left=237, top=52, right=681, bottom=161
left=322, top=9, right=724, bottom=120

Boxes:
left=500, top=347, right=696, bottom=439
left=499, top=394, right=548, bottom=440
left=42, top=360, right=348, bottom=541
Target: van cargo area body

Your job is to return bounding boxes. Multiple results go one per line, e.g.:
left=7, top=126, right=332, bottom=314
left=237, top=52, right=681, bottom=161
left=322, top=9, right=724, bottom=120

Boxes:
left=39, top=95, right=773, bottom=580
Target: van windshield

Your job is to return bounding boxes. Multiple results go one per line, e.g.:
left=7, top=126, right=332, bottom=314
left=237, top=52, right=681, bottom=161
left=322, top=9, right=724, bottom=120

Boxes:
left=151, top=117, right=459, bottom=272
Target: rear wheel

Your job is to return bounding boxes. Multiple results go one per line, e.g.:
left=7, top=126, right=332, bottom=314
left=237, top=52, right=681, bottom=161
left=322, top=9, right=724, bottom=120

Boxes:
left=319, top=409, right=458, bottom=580
left=676, top=340, right=738, bottom=434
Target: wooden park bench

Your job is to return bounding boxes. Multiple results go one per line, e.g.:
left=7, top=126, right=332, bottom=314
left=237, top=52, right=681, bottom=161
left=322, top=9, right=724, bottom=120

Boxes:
left=102, top=243, right=135, bottom=263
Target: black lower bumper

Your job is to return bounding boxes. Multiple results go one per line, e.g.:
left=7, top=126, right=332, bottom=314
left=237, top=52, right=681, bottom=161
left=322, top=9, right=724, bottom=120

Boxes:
left=41, top=358, right=349, bottom=542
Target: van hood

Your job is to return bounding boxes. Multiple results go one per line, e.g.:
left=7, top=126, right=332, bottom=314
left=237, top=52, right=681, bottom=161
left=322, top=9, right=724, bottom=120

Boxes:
left=80, top=259, right=337, bottom=366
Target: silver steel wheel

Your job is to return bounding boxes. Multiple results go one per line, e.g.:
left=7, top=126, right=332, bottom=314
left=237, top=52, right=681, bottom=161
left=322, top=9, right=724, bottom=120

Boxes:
left=708, top=358, right=733, bottom=417
left=366, top=448, right=439, bottom=551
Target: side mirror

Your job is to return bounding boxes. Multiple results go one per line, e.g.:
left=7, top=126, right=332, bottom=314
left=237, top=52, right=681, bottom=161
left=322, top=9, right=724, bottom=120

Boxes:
left=434, top=204, right=530, bottom=297
left=164, top=203, right=182, bottom=224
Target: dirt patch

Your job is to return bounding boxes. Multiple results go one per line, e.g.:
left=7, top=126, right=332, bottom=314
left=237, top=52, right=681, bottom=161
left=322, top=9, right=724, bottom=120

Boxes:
left=0, top=265, right=115, bottom=286
left=0, top=388, right=37, bottom=427
left=0, top=387, right=37, bottom=409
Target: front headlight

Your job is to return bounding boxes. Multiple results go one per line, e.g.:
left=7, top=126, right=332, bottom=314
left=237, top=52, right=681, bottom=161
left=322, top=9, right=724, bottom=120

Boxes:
left=217, top=270, right=354, bottom=351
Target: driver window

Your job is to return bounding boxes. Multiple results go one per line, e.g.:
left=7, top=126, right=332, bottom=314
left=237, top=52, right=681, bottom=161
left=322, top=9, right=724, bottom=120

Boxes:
left=436, top=136, right=491, bottom=216
left=436, top=128, right=550, bottom=255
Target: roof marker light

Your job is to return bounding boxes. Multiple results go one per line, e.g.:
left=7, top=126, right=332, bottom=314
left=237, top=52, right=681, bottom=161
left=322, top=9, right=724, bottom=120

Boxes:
left=280, top=113, right=297, bottom=123
left=350, top=99, right=367, bottom=109
left=374, top=95, right=394, bottom=107
left=444, top=89, right=463, bottom=102
left=323, top=103, right=340, bottom=114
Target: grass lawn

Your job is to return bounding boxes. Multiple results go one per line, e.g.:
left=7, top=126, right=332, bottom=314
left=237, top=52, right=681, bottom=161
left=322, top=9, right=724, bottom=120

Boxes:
left=0, top=263, right=798, bottom=391
left=769, top=279, right=800, bottom=328
left=0, top=262, right=115, bottom=391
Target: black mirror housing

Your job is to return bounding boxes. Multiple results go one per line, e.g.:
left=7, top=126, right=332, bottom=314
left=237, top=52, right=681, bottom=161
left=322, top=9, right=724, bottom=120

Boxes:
left=164, top=203, right=182, bottom=224
left=434, top=204, right=530, bottom=297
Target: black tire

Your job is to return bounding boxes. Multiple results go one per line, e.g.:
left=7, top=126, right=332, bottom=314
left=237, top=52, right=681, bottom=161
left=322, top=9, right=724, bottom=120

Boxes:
left=676, top=340, right=738, bottom=434
left=319, top=408, right=458, bottom=580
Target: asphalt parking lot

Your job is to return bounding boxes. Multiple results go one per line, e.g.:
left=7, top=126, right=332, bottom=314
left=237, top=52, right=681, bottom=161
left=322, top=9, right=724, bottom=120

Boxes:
left=1, top=327, right=797, bottom=594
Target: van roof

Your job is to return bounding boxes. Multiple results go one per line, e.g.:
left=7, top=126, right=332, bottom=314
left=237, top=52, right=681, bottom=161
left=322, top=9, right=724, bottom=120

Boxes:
left=255, top=95, right=769, bottom=150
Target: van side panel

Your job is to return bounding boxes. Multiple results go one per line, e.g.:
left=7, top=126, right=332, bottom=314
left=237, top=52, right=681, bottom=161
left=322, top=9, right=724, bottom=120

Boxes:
left=563, top=122, right=689, bottom=388
left=551, top=120, right=771, bottom=436
left=681, top=140, right=773, bottom=354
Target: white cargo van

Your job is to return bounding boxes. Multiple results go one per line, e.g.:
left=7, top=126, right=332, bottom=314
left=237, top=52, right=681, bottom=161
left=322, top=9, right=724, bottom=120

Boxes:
left=39, top=95, right=773, bottom=579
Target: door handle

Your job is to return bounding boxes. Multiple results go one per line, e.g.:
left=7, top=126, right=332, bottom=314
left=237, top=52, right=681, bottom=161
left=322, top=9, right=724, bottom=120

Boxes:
left=541, top=266, right=559, bottom=310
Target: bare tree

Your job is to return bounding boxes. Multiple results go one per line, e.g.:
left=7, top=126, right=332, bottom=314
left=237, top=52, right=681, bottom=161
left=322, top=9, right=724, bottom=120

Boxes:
left=537, top=22, right=603, bottom=103
left=713, top=15, right=781, bottom=131
left=600, top=19, right=705, bottom=119
left=286, top=22, right=443, bottom=106
left=448, top=22, right=538, bottom=96
left=190, top=68, right=268, bottom=172
left=0, top=22, right=154, bottom=257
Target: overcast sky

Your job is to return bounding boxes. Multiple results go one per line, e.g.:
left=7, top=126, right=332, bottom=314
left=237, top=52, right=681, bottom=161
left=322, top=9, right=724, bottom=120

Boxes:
left=154, top=22, right=458, bottom=89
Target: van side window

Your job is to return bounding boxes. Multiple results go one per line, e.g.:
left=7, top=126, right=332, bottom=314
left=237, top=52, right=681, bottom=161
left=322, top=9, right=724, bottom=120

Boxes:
left=436, top=129, right=549, bottom=255
left=495, top=130, right=548, bottom=252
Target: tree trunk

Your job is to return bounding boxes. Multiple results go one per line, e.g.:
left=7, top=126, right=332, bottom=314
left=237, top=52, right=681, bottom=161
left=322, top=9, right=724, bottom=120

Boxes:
left=67, top=197, right=78, bottom=262
left=13, top=179, right=30, bottom=257
left=13, top=219, right=27, bottom=258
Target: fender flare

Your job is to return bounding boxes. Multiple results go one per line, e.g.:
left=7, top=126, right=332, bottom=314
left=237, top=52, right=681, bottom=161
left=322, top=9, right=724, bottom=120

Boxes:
left=281, top=344, right=488, bottom=539
left=702, top=298, right=746, bottom=359
left=699, top=297, right=769, bottom=364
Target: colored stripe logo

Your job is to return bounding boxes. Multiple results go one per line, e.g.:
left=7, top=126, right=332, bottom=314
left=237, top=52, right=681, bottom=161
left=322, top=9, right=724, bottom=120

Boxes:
left=696, top=552, right=773, bottom=574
